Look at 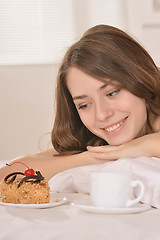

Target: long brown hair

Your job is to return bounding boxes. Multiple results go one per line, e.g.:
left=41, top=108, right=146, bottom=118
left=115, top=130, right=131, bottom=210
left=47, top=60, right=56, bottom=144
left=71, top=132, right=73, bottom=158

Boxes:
left=52, top=24, right=160, bottom=155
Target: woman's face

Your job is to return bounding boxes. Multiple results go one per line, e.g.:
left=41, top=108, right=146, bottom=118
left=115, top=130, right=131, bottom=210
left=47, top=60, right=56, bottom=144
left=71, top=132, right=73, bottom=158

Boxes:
left=66, top=67, right=147, bottom=146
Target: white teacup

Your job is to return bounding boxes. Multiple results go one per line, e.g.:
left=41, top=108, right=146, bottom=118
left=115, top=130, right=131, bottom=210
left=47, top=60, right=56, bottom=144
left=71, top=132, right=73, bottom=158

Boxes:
left=89, top=171, right=145, bottom=208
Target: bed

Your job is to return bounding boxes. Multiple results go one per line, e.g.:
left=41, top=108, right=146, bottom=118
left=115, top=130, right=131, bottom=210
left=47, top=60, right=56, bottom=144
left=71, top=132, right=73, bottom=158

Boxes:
left=0, top=192, right=160, bottom=240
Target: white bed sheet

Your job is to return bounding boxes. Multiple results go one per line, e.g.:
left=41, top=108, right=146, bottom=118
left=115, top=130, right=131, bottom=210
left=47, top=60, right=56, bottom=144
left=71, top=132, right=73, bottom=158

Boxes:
left=49, top=157, right=160, bottom=208
left=1, top=159, right=160, bottom=240
left=0, top=192, right=159, bottom=240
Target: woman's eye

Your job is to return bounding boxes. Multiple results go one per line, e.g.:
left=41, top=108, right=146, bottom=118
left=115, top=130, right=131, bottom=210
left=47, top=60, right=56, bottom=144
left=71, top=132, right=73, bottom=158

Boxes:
left=107, top=89, right=120, bottom=97
left=78, top=103, right=89, bottom=110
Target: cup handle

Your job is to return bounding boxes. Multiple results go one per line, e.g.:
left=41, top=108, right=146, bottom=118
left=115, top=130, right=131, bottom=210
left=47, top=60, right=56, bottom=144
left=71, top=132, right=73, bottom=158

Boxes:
left=126, top=180, right=145, bottom=207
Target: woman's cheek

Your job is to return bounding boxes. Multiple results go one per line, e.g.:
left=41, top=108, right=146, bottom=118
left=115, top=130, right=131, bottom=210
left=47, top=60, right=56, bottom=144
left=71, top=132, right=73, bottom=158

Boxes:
left=79, top=113, right=93, bottom=128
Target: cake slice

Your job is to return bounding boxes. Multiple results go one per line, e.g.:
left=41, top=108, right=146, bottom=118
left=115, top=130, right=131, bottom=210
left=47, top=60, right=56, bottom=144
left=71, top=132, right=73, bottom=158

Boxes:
left=0, top=162, right=50, bottom=204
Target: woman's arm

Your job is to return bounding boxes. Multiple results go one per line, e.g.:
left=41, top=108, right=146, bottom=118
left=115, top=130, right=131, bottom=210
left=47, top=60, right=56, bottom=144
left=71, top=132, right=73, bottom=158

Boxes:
left=87, top=132, right=160, bottom=160
left=0, top=149, right=107, bottom=182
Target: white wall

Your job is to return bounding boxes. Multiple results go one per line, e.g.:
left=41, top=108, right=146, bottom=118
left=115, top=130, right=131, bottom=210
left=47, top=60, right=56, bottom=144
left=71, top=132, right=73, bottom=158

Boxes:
left=0, top=0, right=128, bottom=160
left=127, top=0, right=160, bottom=66
left=0, top=64, right=58, bottom=160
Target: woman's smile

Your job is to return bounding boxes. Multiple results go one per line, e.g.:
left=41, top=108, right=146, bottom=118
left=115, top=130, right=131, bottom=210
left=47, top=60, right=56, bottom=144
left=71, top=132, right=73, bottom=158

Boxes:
left=102, top=117, right=128, bottom=134
left=67, top=67, right=147, bottom=146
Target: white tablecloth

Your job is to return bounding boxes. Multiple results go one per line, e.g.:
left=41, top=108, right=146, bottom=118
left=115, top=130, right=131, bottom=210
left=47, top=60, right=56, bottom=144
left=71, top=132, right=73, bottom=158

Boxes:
left=0, top=192, right=160, bottom=240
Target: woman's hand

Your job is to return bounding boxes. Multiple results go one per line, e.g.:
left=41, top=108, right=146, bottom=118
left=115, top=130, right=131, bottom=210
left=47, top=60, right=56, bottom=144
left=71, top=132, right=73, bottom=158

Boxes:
left=87, top=132, right=160, bottom=160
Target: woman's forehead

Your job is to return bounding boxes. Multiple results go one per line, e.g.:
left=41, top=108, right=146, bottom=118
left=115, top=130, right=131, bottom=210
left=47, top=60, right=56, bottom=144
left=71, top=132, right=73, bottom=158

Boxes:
left=66, top=67, right=121, bottom=85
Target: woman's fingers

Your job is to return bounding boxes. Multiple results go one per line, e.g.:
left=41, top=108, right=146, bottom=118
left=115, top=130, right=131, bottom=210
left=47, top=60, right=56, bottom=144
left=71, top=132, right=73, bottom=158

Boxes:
left=87, top=145, right=121, bottom=160
left=87, top=145, right=111, bottom=152
left=91, top=152, right=118, bottom=160
left=87, top=137, right=146, bottom=160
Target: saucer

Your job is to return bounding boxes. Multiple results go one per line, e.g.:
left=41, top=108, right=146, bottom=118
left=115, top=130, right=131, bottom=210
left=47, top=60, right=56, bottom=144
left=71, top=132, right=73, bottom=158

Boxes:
left=0, top=193, right=67, bottom=209
left=71, top=202, right=151, bottom=214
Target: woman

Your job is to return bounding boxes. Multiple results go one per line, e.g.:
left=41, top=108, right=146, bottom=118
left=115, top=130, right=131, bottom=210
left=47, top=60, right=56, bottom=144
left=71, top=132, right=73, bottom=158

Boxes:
left=1, top=25, right=160, bottom=181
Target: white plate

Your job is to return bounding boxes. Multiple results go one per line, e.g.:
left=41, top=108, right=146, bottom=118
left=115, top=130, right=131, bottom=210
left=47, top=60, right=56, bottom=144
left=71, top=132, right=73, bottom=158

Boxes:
left=71, top=202, right=151, bottom=214
left=0, top=194, right=67, bottom=209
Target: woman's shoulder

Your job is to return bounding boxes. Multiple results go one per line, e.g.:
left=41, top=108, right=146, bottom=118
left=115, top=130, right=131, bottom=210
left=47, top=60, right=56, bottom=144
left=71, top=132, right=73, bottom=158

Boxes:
left=36, top=148, right=58, bottom=156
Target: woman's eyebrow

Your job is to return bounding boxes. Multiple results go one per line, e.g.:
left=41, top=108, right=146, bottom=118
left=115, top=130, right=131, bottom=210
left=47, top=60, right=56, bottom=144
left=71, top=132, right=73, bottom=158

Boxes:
left=73, top=84, right=108, bottom=101
left=99, top=83, right=108, bottom=90
left=73, top=95, right=87, bottom=101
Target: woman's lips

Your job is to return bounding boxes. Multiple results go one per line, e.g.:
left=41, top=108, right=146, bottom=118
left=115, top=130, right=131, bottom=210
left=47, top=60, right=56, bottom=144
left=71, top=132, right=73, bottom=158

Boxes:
left=102, top=117, right=128, bottom=133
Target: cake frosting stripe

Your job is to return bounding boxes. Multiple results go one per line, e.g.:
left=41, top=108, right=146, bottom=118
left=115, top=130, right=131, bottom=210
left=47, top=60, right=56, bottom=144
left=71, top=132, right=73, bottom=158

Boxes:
left=4, top=172, right=25, bottom=184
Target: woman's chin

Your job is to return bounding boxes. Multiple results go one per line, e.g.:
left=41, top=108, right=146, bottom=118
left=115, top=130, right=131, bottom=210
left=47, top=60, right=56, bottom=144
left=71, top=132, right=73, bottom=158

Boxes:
left=106, top=136, right=134, bottom=146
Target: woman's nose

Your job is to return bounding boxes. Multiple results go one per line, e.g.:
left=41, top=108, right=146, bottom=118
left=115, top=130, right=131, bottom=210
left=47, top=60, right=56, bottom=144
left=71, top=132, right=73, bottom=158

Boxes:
left=95, top=102, right=114, bottom=121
